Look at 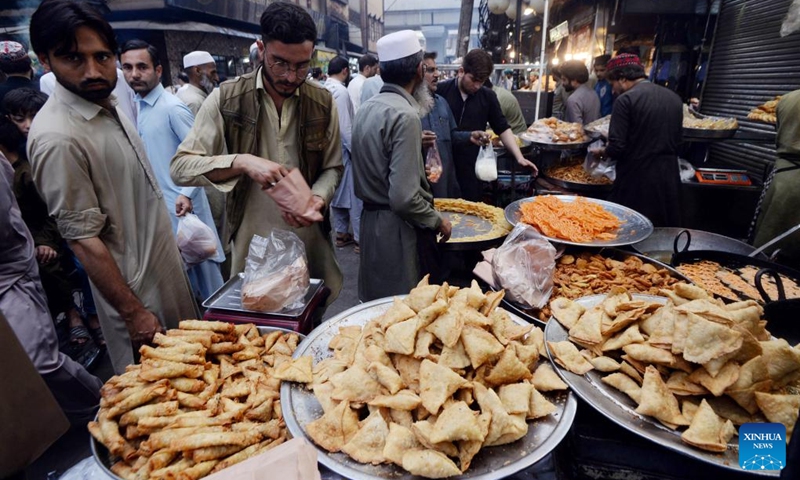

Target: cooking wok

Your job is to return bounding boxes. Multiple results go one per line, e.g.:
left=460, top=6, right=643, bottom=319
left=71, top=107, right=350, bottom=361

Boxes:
left=630, top=228, right=767, bottom=264
left=755, top=269, right=800, bottom=344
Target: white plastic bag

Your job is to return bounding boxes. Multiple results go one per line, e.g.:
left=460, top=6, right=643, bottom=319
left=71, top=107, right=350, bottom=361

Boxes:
left=241, top=231, right=310, bottom=312
left=176, top=213, right=218, bottom=266
left=678, top=158, right=696, bottom=182
left=584, top=139, right=616, bottom=182
left=59, top=457, right=116, bottom=480
left=475, top=144, right=498, bottom=181
left=492, top=223, right=557, bottom=309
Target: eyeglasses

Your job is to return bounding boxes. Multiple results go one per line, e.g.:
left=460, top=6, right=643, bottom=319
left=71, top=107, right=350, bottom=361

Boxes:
left=423, top=65, right=439, bottom=75
left=265, top=54, right=311, bottom=78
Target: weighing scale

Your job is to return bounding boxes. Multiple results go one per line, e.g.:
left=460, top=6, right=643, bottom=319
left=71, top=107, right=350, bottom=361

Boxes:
left=694, top=168, right=752, bottom=186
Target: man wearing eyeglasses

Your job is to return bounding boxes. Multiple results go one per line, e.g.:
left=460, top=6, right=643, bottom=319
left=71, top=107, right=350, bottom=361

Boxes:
left=171, top=2, right=344, bottom=309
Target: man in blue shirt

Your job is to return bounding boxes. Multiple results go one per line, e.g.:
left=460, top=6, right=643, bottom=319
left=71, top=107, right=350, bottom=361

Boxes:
left=120, top=40, right=224, bottom=301
left=593, top=54, right=614, bottom=117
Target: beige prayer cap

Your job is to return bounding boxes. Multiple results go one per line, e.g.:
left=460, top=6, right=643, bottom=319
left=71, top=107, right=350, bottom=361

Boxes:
left=377, top=30, right=422, bottom=62
left=183, top=51, right=215, bottom=69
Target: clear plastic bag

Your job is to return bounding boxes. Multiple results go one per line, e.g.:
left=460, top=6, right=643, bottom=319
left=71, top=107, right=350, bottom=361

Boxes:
left=584, top=139, right=617, bottom=182
left=176, top=213, right=219, bottom=266
left=241, top=230, right=310, bottom=312
left=475, top=144, right=498, bottom=181
left=492, top=223, right=557, bottom=309
left=426, top=142, right=443, bottom=183
left=59, top=457, right=116, bottom=480
left=678, top=158, right=696, bottom=182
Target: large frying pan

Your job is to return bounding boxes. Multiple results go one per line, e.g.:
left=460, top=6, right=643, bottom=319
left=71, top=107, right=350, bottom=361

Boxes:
left=630, top=228, right=768, bottom=264
left=755, top=269, right=800, bottom=344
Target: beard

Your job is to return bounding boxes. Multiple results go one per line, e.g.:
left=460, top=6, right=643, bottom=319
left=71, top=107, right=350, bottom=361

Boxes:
left=262, top=66, right=305, bottom=98
left=413, top=80, right=434, bottom=117
left=199, top=73, right=215, bottom=94
left=61, top=77, right=117, bottom=103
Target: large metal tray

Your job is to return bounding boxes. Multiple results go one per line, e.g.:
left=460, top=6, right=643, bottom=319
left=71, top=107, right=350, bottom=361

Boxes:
left=202, top=275, right=324, bottom=318
left=439, top=210, right=509, bottom=251
left=504, top=195, right=654, bottom=248
left=521, top=136, right=594, bottom=151
left=281, top=297, right=578, bottom=480
left=682, top=127, right=738, bottom=140
left=92, top=325, right=304, bottom=479
left=544, top=294, right=778, bottom=477
left=493, top=136, right=533, bottom=156
left=540, top=172, right=614, bottom=194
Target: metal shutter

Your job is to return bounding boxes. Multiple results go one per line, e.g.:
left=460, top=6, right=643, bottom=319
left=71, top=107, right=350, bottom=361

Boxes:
left=701, top=0, right=800, bottom=183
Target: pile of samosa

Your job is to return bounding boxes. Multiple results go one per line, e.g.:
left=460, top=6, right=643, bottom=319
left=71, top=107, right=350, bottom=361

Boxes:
left=281, top=277, right=567, bottom=478
left=548, top=283, right=800, bottom=453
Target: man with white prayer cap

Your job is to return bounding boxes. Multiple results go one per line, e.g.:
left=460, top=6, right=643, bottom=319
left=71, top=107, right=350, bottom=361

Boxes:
left=176, top=50, right=218, bottom=115
left=352, top=30, right=452, bottom=301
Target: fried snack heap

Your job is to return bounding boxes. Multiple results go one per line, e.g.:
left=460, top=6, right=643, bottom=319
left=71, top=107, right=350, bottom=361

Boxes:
left=549, top=283, right=800, bottom=453
left=678, top=261, right=800, bottom=303
left=89, top=322, right=302, bottom=480
left=520, top=196, right=621, bottom=243
left=747, top=96, right=781, bottom=124
left=546, top=162, right=613, bottom=186
left=434, top=198, right=512, bottom=243
left=284, top=277, right=566, bottom=479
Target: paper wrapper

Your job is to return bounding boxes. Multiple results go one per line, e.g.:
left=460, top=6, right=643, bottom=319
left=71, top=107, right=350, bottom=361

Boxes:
left=204, top=438, right=320, bottom=480
left=266, top=169, right=323, bottom=223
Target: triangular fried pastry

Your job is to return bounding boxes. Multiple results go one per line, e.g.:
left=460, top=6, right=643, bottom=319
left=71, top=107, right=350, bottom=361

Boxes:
left=548, top=341, right=594, bottom=375
left=384, top=317, right=419, bottom=356
left=393, top=354, right=421, bottom=391
left=402, top=449, right=461, bottom=479
left=430, top=401, right=484, bottom=443
left=683, top=312, right=742, bottom=365
left=458, top=306, right=493, bottom=328
left=528, top=387, right=558, bottom=419
left=312, top=381, right=338, bottom=414
left=568, top=306, right=604, bottom=345
left=524, top=326, right=545, bottom=352
left=382, top=423, right=422, bottom=466
left=760, top=339, right=800, bottom=387
left=419, top=359, right=468, bottom=415
left=482, top=290, right=505, bottom=316
left=416, top=299, right=449, bottom=329
left=530, top=363, right=568, bottom=391
left=426, top=310, right=463, bottom=348
left=602, top=325, right=644, bottom=352
left=688, top=362, right=740, bottom=397
left=602, top=372, right=641, bottom=404
left=411, top=420, right=459, bottom=457
left=305, top=400, right=360, bottom=452
left=363, top=344, right=392, bottom=368
left=640, top=301, right=675, bottom=337
left=754, top=392, right=800, bottom=438
left=670, top=311, right=690, bottom=355
left=272, top=356, right=313, bottom=383
left=666, top=371, right=708, bottom=397
left=601, top=291, right=632, bottom=317
left=416, top=274, right=430, bottom=287
left=661, top=289, right=689, bottom=306
left=490, top=309, right=532, bottom=345
left=404, top=284, right=440, bottom=313
left=682, top=399, right=700, bottom=423
left=414, top=330, right=437, bottom=360
left=467, top=280, right=487, bottom=309
left=461, top=325, right=504, bottom=369
left=341, top=409, right=389, bottom=465
left=368, top=361, right=404, bottom=395
left=602, top=307, right=646, bottom=337
left=378, top=298, right=417, bottom=330
left=619, top=361, right=643, bottom=384
left=550, top=297, right=585, bottom=330
left=485, top=346, right=532, bottom=386
left=457, top=412, right=491, bottom=472
left=367, top=389, right=421, bottom=411
left=513, top=341, right=540, bottom=370
left=498, top=383, right=532, bottom=415
left=623, top=343, right=676, bottom=367
left=439, top=340, right=471, bottom=369
left=590, top=356, right=620, bottom=373
left=725, top=355, right=772, bottom=414
left=675, top=283, right=711, bottom=300
left=680, top=399, right=729, bottom=453
left=635, top=366, right=689, bottom=426
left=389, top=408, right=414, bottom=429
left=473, top=383, right=526, bottom=447
left=330, top=365, right=382, bottom=403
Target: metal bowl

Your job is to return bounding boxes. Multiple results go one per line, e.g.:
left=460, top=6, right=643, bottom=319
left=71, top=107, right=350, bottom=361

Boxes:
left=630, top=227, right=767, bottom=264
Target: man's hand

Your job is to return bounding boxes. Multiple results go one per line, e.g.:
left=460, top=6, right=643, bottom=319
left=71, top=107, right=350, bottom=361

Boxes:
left=469, top=131, right=489, bottom=146
left=175, top=195, right=193, bottom=217
left=516, top=156, right=539, bottom=176
left=437, top=217, right=452, bottom=243
left=282, top=195, right=325, bottom=228
left=125, top=308, right=163, bottom=346
left=35, top=245, right=58, bottom=264
left=234, top=154, right=289, bottom=190
left=422, top=130, right=437, bottom=149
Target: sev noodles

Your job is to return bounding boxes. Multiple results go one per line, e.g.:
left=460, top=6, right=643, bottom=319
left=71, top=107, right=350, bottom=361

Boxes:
left=520, top=196, right=621, bottom=242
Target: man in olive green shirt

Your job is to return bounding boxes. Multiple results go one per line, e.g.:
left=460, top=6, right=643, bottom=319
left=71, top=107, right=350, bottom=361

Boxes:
left=171, top=3, right=343, bottom=305
left=488, top=79, right=527, bottom=134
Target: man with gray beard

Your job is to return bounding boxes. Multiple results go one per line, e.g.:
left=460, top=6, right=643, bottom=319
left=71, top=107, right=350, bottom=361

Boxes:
left=176, top=51, right=218, bottom=115
left=352, top=30, right=452, bottom=301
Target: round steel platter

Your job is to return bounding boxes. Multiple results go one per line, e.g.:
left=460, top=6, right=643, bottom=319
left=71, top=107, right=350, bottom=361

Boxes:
left=494, top=136, right=534, bottom=155
left=544, top=295, right=778, bottom=477
left=504, top=195, right=654, bottom=248
left=281, top=297, right=577, bottom=480
left=520, top=133, right=593, bottom=151
left=682, top=127, right=738, bottom=140
left=540, top=173, right=614, bottom=194
left=92, top=326, right=304, bottom=479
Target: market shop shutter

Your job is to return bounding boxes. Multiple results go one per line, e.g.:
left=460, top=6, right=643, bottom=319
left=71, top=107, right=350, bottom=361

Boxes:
left=700, top=0, right=800, bottom=183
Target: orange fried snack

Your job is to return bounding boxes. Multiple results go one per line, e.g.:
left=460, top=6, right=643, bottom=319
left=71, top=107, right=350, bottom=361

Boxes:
left=520, top=196, right=621, bottom=243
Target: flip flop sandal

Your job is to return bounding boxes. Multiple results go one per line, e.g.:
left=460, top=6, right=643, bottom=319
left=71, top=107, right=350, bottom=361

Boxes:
left=89, top=326, right=107, bottom=350
left=335, top=233, right=354, bottom=247
left=354, top=243, right=360, bottom=254
left=69, top=325, right=91, bottom=346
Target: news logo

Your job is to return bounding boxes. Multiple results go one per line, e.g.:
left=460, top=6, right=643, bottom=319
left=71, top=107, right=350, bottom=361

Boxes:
left=739, top=423, right=786, bottom=471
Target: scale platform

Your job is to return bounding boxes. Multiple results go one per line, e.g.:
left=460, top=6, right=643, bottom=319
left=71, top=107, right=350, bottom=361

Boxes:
left=695, top=168, right=752, bottom=186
